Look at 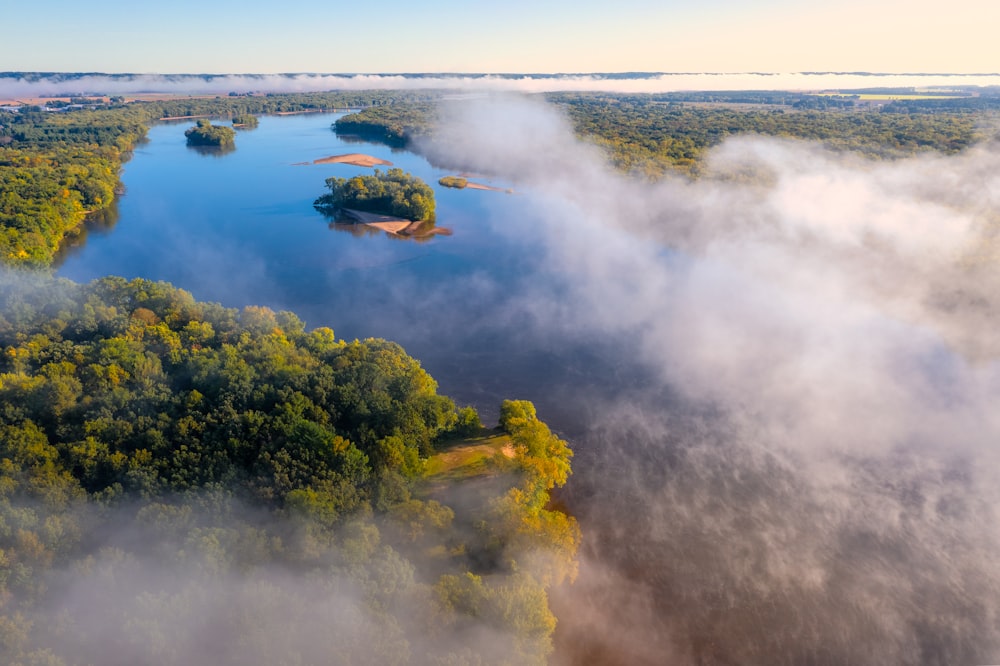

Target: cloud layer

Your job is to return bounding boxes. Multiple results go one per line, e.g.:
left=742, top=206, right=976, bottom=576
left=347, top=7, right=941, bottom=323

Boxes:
left=3, top=72, right=1000, bottom=99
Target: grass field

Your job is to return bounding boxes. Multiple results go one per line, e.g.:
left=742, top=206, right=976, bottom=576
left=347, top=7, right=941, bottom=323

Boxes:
left=423, top=430, right=514, bottom=481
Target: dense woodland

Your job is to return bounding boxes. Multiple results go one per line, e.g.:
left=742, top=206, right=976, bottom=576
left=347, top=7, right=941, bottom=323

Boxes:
left=552, top=93, right=991, bottom=176
left=315, top=169, right=436, bottom=222
left=333, top=103, right=439, bottom=148
left=184, top=119, right=236, bottom=147
left=0, top=275, right=577, bottom=665
left=333, top=90, right=999, bottom=177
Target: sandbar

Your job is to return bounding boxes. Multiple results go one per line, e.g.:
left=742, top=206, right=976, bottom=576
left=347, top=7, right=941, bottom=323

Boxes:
left=465, top=182, right=510, bottom=193
left=312, top=153, right=393, bottom=167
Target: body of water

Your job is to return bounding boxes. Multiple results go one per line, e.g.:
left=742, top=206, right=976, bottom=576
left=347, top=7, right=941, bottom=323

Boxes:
left=57, top=113, right=638, bottom=428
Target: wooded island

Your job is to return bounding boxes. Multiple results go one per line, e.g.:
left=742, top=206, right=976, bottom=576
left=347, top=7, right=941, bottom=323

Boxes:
left=185, top=118, right=236, bottom=146
left=314, top=168, right=436, bottom=222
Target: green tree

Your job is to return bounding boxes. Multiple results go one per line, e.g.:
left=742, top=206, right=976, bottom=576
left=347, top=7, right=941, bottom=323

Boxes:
left=315, top=168, right=436, bottom=221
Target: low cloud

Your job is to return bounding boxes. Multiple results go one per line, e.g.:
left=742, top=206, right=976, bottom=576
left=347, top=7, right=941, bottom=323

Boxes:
left=3, top=72, right=1000, bottom=98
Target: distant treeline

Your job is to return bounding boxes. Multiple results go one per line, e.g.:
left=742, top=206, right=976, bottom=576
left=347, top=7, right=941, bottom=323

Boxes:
left=549, top=93, right=991, bottom=176
left=333, top=102, right=438, bottom=147
left=331, top=91, right=996, bottom=178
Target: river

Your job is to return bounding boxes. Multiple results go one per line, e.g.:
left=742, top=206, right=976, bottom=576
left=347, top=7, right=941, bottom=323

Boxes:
left=56, top=113, right=645, bottom=431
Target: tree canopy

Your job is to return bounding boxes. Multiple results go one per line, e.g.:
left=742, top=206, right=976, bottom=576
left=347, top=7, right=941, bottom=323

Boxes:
left=184, top=119, right=236, bottom=147
left=232, top=114, right=259, bottom=128
left=0, top=275, right=576, bottom=665
left=315, top=168, right=436, bottom=222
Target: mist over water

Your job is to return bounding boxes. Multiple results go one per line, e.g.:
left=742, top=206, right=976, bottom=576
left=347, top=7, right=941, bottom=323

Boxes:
left=425, top=96, right=1000, bottom=664
left=51, top=96, right=1000, bottom=663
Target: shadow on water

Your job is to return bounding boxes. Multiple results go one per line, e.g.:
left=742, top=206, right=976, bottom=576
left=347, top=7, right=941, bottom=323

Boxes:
left=187, top=143, right=237, bottom=158
left=52, top=200, right=122, bottom=267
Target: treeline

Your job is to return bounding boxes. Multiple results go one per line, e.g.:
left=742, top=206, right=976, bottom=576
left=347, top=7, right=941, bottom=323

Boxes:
left=151, top=90, right=440, bottom=120
left=0, top=275, right=576, bottom=665
left=549, top=93, right=990, bottom=177
left=330, top=92, right=995, bottom=179
left=0, top=105, right=142, bottom=266
left=333, top=102, right=438, bottom=147
left=315, top=168, right=436, bottom=221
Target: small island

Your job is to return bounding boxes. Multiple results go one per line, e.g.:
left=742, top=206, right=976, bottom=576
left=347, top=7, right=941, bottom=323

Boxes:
left=315, top=168, right=435, bottom=222
left=438, top=175, right=468, bottom=189
left=232, top=114, right=259, bottom=128
left=439, top=174, right=513, bottom=193
left=185, top=118, right=237, bottom=147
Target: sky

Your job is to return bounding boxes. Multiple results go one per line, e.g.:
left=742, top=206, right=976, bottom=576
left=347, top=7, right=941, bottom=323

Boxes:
left=3, top=0, right=997, bottom=74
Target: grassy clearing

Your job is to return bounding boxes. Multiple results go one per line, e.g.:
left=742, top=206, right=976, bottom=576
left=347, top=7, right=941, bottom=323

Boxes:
left=424, top=429, right=514, bottom=482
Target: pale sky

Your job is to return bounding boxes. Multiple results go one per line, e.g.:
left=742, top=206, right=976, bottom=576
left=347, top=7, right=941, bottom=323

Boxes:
left=3, top=0, right=997, bottom=74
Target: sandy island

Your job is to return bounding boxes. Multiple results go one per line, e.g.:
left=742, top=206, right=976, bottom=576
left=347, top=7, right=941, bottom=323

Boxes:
left=441, top=174, right=513, bottom=193
left=310, top=153, right=393, bottom=168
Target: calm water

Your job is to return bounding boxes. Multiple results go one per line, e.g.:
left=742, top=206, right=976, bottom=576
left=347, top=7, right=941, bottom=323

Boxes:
left=57, top=113, right=638, bottom=428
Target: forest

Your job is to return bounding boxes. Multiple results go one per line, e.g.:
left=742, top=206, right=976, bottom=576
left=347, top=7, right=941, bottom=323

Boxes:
left=0, top=274, right=577, bottom=665
left=315, top=169, right=436, bottom=222
left=332, top=90, right=997, bottom=177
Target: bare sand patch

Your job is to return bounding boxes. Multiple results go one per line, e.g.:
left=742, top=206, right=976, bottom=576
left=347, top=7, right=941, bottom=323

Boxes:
left=465, top=182, right=511, bottom=193
left=311, top=153, right=394, bottom=167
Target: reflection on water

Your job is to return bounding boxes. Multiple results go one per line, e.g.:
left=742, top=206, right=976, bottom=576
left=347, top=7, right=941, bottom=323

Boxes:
left=327, top=219, right=451, bottom=242
left=335, top=133, right=409, bottom=153
left=53, top=200, right=122, bottom=266
left=187, top=143, right=237, bottom=158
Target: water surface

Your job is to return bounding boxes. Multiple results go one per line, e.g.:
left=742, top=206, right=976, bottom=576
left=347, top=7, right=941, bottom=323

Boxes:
left=57, top=113, right=633, bottom=426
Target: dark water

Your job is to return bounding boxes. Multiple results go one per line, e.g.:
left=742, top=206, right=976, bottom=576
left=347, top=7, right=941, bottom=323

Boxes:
left=57, top=114, right=635, bottom=428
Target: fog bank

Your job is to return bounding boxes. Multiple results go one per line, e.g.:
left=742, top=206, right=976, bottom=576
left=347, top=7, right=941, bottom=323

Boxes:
left=4, top=71, right=1000, bottom=99
left=425, top=95, right=1000, bottom=664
